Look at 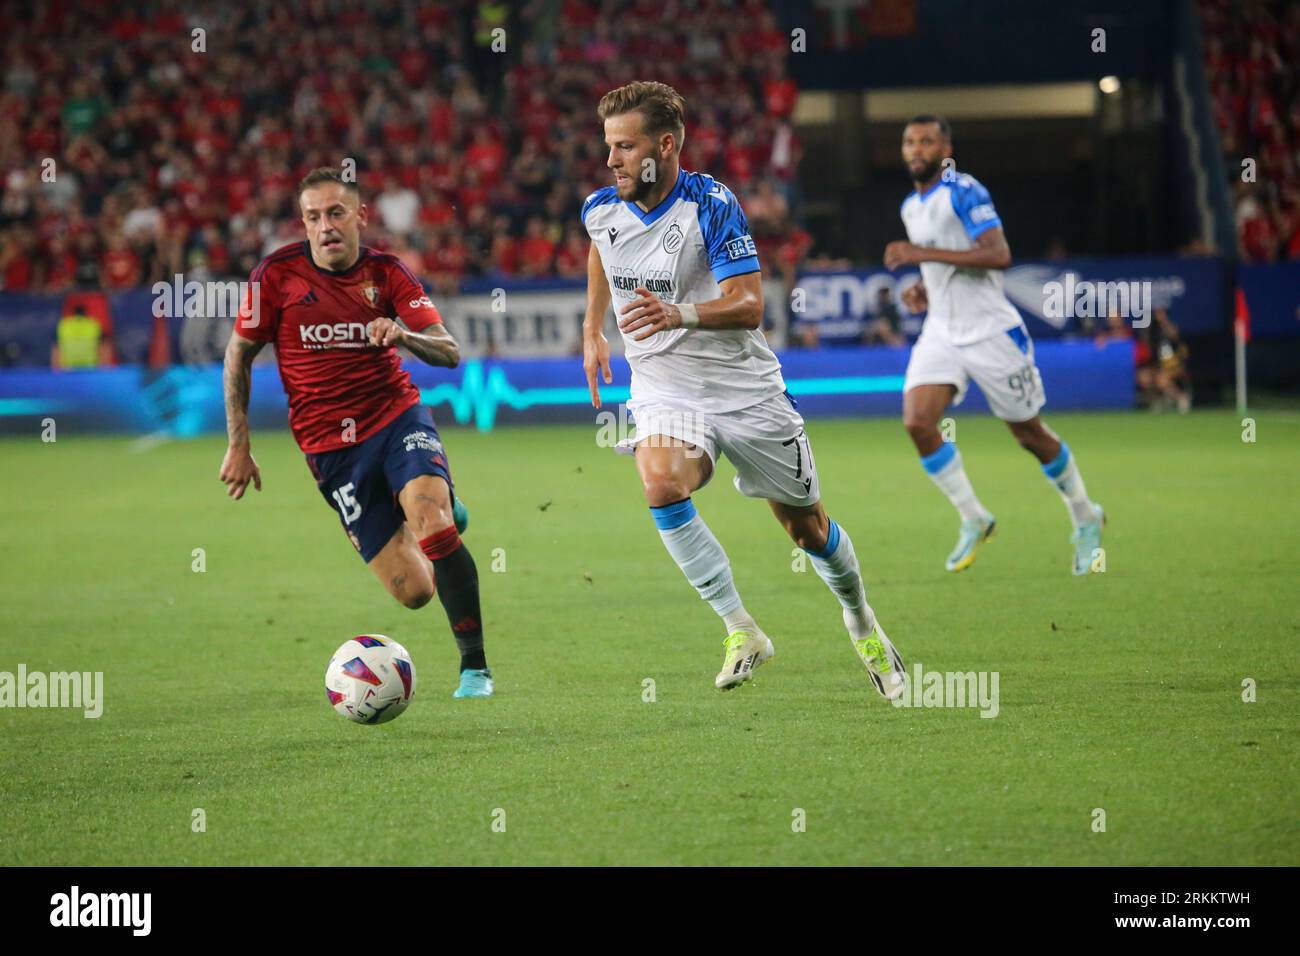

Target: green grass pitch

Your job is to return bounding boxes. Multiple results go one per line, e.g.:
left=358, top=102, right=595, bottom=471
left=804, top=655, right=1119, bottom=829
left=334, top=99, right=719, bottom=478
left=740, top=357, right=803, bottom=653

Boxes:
left=1, top=410, right=1296, bottom=865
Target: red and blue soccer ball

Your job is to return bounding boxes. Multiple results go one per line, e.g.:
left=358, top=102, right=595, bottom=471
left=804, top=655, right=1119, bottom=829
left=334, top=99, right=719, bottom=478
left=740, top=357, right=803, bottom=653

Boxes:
left=325, top=635, right=416, bottom=724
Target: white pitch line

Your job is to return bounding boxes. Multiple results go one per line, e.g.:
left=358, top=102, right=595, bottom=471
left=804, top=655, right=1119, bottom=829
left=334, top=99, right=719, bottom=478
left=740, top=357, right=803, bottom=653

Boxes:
left=129, top=431, right=173, bottom=453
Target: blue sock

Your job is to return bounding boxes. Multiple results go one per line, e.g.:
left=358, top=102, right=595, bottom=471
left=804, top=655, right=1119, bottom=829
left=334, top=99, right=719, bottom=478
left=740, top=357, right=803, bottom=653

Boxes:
left=1040, top=442, right=1096, bottom=527
left=804, top=519, right=873, bottom=630
left=920, top=443, right=989, bottom=522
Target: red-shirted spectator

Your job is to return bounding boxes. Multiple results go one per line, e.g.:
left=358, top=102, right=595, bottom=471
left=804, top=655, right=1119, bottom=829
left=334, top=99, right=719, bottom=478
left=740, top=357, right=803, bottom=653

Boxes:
left=517, top=217, right=556, bottom=276
left=554, top=225, right=588, bottom=278
left=425, top=227, right=469, bottom=281
left=489, top=215, right=518, bottom=276
left=456, top=168, right=491, bottom=213
left=396, top=38, right=430, bottom=87
left=43, top=237, right=78, bottom=290
left=99, top=234, right=141, bottom=289
left=1, top=232, right=35, bottom=291
left=419, top=192, right=457, bottom=230
left=763, top=67, right=799, bottom=119
left=464, top=127, right=506, bottom=187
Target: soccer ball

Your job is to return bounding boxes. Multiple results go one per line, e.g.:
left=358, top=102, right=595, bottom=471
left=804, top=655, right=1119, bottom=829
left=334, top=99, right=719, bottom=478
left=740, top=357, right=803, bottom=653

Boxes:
left=324, top=635, right=416, bottom=724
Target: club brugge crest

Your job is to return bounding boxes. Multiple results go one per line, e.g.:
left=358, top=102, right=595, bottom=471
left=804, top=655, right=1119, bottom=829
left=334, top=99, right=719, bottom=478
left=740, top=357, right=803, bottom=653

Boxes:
left=359, top=284, right=381, bottom=307
left=662, top=221, right=684, bottom=255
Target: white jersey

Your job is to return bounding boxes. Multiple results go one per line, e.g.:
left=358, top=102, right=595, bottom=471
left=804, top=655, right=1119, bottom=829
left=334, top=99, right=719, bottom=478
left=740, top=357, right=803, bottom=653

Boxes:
left=583, top=169, right=785, bottom=413
left=900, top=171, right=1023, bottom=346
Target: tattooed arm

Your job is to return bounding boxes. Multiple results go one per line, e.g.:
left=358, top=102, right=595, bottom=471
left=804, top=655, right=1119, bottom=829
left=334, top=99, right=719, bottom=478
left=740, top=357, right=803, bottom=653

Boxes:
left=219, top=332, right=266, bottom=499
left=367, top=317, right=460, bottom=368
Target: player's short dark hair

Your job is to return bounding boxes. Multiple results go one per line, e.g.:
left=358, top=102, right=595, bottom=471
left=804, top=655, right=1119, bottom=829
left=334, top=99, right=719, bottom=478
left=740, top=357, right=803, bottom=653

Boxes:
left=598, top=81, right=686, bottom=147
left=905, top=114, right=951, bottom=142
left=297, top=167, right=360, bottom=200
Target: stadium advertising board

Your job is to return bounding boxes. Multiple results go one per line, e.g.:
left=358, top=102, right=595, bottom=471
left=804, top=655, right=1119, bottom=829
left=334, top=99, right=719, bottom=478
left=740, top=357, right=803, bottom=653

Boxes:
left=0, top=340, right=1132, bottom=436
left=792, top=257, right=1226, bottom=343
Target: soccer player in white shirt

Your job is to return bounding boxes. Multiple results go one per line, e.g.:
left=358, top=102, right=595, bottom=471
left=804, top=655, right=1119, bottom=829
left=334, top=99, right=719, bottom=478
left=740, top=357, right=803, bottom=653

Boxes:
left=885, top=116, right=1105, bottom=575
left=581, top=81, right=904, bottom=698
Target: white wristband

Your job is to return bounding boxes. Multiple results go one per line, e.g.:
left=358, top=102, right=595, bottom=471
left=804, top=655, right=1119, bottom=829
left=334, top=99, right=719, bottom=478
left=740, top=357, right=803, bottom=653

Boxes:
left=677, top=302, right=700, bottom=329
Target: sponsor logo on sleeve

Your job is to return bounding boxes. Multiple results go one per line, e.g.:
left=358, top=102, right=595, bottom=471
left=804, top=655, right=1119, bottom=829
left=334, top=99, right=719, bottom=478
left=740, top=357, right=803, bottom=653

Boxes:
left=725, top=235, right=757, bottom=261
left=969, top=203, right=997, bottom=224
left=402, top=431, right=444, bottom=454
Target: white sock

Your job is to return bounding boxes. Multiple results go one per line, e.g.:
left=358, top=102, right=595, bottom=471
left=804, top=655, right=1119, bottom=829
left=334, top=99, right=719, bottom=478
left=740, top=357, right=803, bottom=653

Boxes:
left=650, top=498, right=746, bottom=623
left=1041, top=441, right=1097, bottom=527
left=806, top=520, right=876, bottom=635
left=722, top=606, right=758, bottom=634
left=920, top=443, right=990, bottom=522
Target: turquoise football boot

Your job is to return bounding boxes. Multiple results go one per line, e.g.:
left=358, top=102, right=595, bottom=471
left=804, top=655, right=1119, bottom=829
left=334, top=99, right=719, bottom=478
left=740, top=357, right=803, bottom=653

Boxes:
left=453, top=667, right=493, bottom=698
left=945, top=514, right=996, bottom=572
left=1071, top=505, right=1105, bottom=576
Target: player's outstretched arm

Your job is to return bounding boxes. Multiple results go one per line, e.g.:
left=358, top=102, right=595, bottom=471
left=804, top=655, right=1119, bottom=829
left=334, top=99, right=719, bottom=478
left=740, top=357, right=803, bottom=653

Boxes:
left=617, top=272, right=763, bottom=341
left=368, top=317, right=460, bottom=368
left=583, top=241, right=613, bottom=407
left=885, top=227, right=1012, bottom=271
left=220, top=332, right=265, bottom=500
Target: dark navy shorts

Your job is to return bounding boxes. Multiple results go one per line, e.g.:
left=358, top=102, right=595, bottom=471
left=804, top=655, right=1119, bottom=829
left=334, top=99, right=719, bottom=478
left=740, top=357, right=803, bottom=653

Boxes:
left=305, top=403, right=454, bottom=563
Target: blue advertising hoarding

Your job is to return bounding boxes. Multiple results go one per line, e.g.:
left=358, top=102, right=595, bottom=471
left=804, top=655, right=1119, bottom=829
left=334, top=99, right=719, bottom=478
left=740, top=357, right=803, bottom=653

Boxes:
left=792, top=256, right=1228, bottom=343
left=1239, top=261, right=1300, bottom=340
left=8, top=255, right=1297, bottom=376
left=0, top=339, right=1133, bottom=438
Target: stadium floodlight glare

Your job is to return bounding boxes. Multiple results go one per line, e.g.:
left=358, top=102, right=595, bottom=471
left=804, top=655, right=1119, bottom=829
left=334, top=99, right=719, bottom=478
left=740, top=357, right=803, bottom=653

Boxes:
left=1099, top=76, right=1121, bottom=94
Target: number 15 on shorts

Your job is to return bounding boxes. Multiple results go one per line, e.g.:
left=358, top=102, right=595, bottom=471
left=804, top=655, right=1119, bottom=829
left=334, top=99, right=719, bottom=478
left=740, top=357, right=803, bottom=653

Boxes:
left=332, top=482, right=362, bottom=525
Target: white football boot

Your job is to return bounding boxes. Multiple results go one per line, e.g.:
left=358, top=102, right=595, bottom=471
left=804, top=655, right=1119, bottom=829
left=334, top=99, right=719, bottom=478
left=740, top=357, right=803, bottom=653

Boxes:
left=715, top=629, right=775, bottom=690
left=844, top=593, right=906, bottom=700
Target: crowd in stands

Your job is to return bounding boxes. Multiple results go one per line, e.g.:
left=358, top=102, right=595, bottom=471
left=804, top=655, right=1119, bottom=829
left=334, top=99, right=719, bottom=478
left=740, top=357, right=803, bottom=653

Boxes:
left=1200, top=0, right=1300, bottom=262
left=0, top=0, right=809, bottom=296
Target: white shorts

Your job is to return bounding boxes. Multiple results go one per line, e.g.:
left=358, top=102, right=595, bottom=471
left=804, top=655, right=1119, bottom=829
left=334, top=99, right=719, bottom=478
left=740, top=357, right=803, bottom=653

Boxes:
left=903, top=325, right=1046, bottom=422
left=616, top=392, right=821, bottom=507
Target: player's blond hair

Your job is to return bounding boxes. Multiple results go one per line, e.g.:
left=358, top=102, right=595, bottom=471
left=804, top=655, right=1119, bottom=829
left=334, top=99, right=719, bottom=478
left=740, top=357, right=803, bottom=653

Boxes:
left=597, top=81, right=686, bottom=150
left=297, top=167, right=360, bottom=200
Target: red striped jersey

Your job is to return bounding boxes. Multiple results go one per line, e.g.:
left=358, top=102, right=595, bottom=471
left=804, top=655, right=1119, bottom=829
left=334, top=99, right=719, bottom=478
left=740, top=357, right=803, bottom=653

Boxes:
left=235, top=242, right=442, bottom=453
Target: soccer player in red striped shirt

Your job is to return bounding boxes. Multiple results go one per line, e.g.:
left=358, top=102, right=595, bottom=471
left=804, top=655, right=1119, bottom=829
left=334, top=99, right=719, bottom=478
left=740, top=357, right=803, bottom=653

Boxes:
left=219, top=167, right=493, bottom=698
